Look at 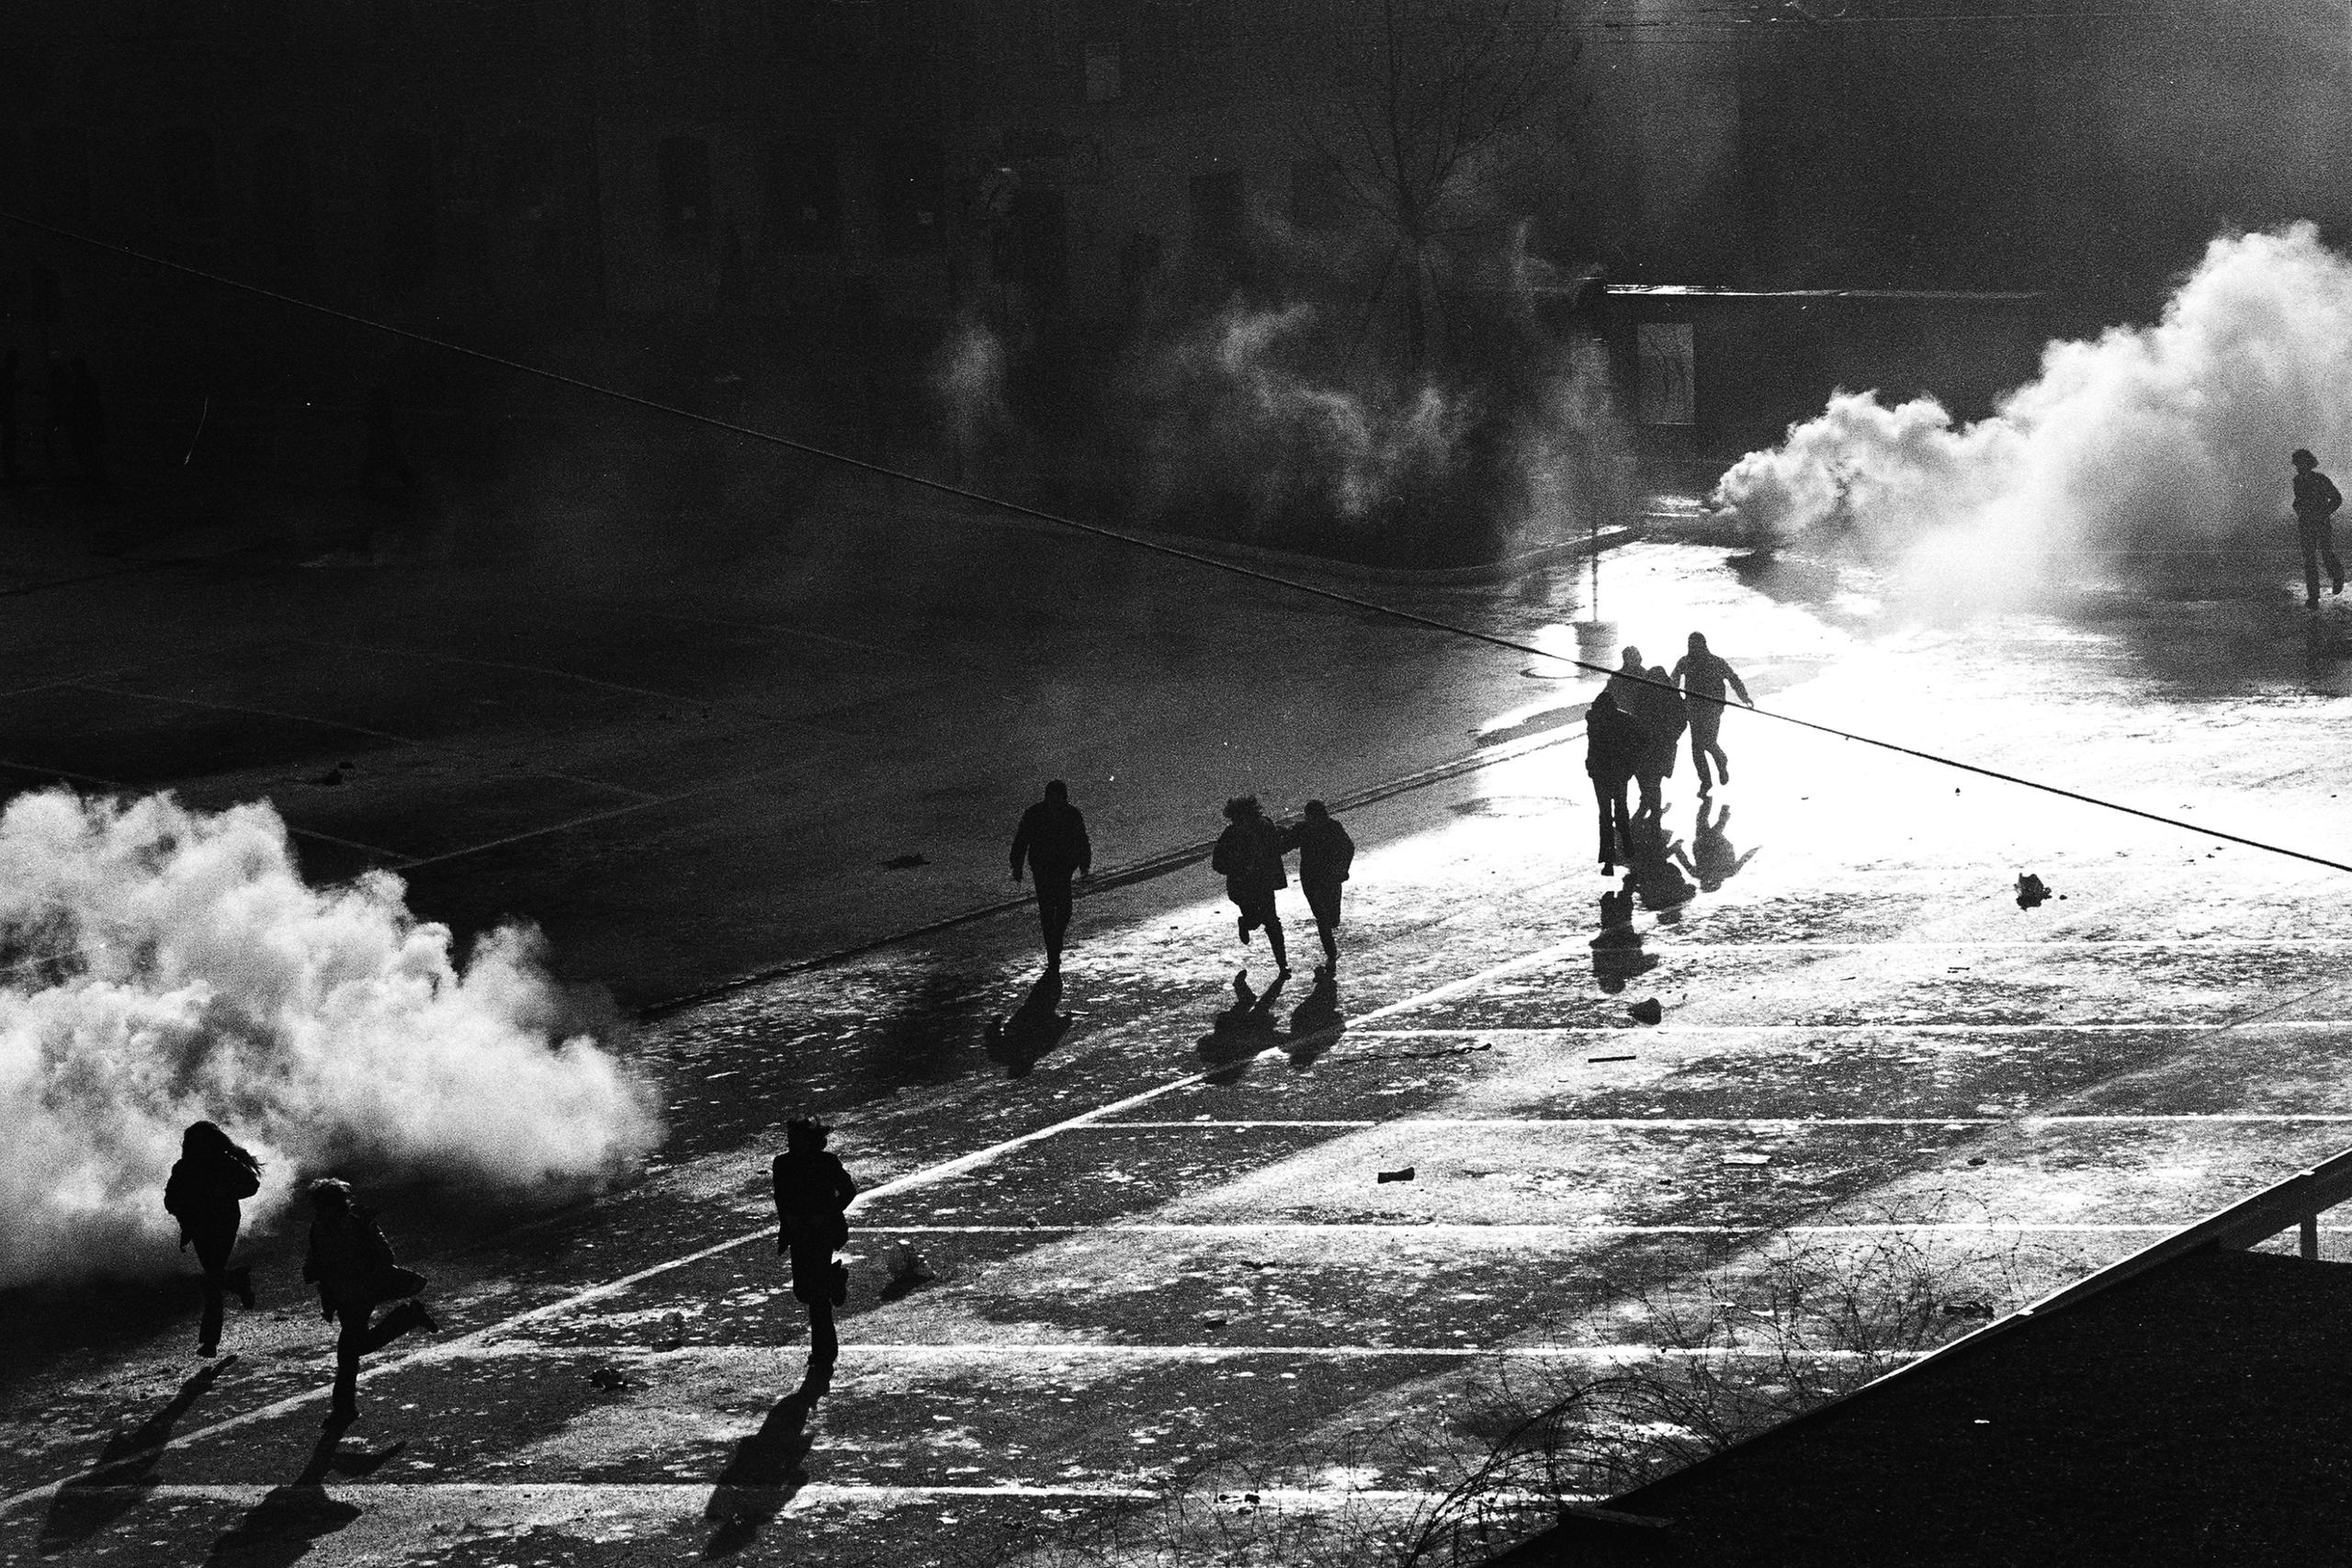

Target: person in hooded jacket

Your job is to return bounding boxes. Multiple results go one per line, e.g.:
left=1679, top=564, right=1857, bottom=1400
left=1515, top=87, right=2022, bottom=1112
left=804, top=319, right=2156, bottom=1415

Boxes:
left=1212, top=795, right=1295, bottom=976
left=164, top=1121, right=261, bottom=1358
left=773, top=1119, right=857, bottom=1363
left=1291, top=800, right=1355, bottom=973
left=1585, top=690, right=1645, bottom=874
left=302, top=1178, right=437, bottom=1427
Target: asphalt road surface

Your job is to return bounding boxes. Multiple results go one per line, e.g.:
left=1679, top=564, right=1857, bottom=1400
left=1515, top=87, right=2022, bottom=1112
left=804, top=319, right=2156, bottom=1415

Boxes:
left=8, top=536, right=2352, bottom=1567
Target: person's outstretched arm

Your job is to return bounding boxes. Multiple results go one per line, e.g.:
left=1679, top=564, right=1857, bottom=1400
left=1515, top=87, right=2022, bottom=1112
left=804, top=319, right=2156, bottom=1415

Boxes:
left=2326, top=475, right=2344, bottom=516
left=1009, top=812, right=1030, bottom=882
left=1076, top=808, right=1092, bottom=877
left=1725, top=662, right=1754, bottom=706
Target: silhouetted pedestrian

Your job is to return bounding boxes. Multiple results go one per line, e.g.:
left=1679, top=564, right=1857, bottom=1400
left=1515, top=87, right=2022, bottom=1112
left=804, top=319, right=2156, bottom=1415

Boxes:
left=1010, top=779, right=1091, bottom=974
left=1603, top=645, right=1648, bottom=715
left=359, top=385, right=417, bottom=493
left=0, top=347, right=19, bottom=483
left=63, top=358, right=106, bottom=484
left=1671, top=632, right=1754, bottom=792
left=1212, top=795, right=1294, bottom=976
left=2292, top=448, right=2345, bottom=610
left=773, top=1119, right=855, bottom=1364
left=1628, top=663, right=1687, bottom=818
left=164, top=1121, right=260, bottom=1359
left=1585, top=690, right=1643, bottom=874
left=302, top=1178, right=437, bottom=1427
left=1292, top=799, right=1354, bottom=972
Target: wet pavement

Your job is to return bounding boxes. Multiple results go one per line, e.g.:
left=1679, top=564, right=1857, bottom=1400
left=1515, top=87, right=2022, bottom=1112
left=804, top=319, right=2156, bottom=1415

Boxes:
left=7, top=535, right=2352, bottom=1566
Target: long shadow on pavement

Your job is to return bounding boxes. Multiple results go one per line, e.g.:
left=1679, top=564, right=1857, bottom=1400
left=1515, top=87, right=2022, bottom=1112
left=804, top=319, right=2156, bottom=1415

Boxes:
left=40, top=1358, right=232, bottom=1552
left=200, top=1426, right=404, bottom=1568
left=703, top=1358, right=833, bottom=1559
left=1197, top=969, right=1288, bottom=1084
left=983, top=971, right=1074, bottom=1078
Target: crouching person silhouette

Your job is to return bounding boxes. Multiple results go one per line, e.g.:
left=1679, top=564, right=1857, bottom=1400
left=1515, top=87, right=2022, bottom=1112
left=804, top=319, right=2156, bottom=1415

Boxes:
left=302, top=1179, right=437, bottom=1428
left=774, top=1120, right=856, bottom=1365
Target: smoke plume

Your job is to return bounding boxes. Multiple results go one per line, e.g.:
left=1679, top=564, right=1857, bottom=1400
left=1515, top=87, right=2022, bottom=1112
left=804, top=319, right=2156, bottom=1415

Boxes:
left=0, top=789, right=661, bottom=1287
left=1714, top=224, right=2352, bottom=605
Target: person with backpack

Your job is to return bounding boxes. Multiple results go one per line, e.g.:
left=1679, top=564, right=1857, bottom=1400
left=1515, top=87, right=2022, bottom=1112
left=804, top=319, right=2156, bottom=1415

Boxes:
left=1212, top=795, right=1295, bottom=976
left=1009, top=779, right=1092, bottom=975
left=772, top=1119, right=856, bottom=1364
left=302, top=1178, right=438, bottom=1427
left=1291, top=800, right=1355, bottom=974
left=164, top=1121, right=261, bottom=1359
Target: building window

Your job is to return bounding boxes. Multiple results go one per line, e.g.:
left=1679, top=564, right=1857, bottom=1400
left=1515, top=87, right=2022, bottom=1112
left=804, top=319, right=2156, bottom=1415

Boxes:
left=253, top=126, right=315, bottom=272
left=763, top=136, right=842, bottom=254
left=873, top=137, right=943, bottom=254
left=657, top=135, right=714, bottom=251
left=29, top=127, right=92, bottom=229
left=380, top=130, right=438, bottom=289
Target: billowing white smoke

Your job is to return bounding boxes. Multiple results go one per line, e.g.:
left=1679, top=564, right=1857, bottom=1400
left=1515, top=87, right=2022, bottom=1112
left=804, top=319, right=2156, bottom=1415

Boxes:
left=0, top=789, right=661, bottom=1287
left=1714, top=224, right=2352, bottom=604
left=1136, top=302, right=1473, bottom=525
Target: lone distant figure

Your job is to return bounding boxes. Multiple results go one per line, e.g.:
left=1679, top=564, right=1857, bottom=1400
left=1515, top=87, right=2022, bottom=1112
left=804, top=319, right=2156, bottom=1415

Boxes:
left=2292, top=448, right=2345, bottom=609
left=1010, top=780, right=1091, bottom=974
left=1292, top=800, right=1355, bottom=973
left=773, top=1119, right=856, bottom=1364
left=164, top=1121, right=260, bottom=1359
left=1671, top=633, right=1754, bottom=792
left=302, top=1179, right=437, bottom=1427
left=1212, top=795, right=1294, bottom=976
left=1584, top=690, right=1644, bottom=874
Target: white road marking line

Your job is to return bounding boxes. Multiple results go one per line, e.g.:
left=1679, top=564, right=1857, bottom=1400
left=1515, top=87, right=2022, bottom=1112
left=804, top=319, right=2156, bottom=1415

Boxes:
left=1645, top=939, right=2352, bottom=951
left=451, top=1341, right=1925, bottom=1364
left=30, top=1481, right=1590, bottom=1512
left=1083, top=1116, right=2352, bottom=1129
left=1351, top=1022, right=2352, bottom=1036
left=852, top=1222, right=2239, bottom=1237
left=0, top=924, right=1605, bottom=1516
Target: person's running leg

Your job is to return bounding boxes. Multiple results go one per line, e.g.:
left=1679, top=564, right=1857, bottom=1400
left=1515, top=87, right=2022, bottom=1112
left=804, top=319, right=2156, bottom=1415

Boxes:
left=2303, top=523, right=2325, bottom=607
left=1262, top=902, right=1289, bottom=974
left=1036, top=874, right=1072, bottom=969
left=1306, top=885, right=1340, bottom=968
left=192, top=1221, right=235, bottom=1355
left=2325, top=522, right=2346, bottom=596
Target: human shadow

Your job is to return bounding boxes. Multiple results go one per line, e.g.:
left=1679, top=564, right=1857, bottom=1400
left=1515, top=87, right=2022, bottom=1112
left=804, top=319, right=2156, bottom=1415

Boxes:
left=861, top=971, right=993, bottom=1092
left=200, top=1427, right=405, bottom=1568
left=982, top=971, right=1073, bottom=1078
left=1686, top=800, right=1760, bottom=893
left=40, top=1359, right=232, bottom=1551
left=1620, top=814, right=1696, bottom=922
left=1283, top=966, right=1346, bottom=1067
left=1590, top=877, right=1660, bottom=994
left=703, top=1359, right=833, bottom=1559
left=1196, top=970, right=1288, bottom=1083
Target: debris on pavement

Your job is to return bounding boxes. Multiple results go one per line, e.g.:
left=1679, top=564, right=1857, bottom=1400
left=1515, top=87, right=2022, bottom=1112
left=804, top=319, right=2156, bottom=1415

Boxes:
left=1589, top=1054, right=1637, bottom=1064
left=586, top=1364, right=637, bottom=1393
left=1201, top=1315, right=1227, bottom=1329
left=1376, top=1166, right=1416, bottom=1184
left=1722, top=1153, right=1771, bottom=1167
left=1942, top=1302, right=1996, bottom=1320
left=1629, top=998, right=1665, bottom=1024
left=656, top=1311, right=685, bottom=1350
left=882, top=1242, right=938, bottom=1288
left=880, top=853, right=930, bottom=870
left=2015, top=873, right=2052, bottom=908
left=1238, top=1258, right=1278, bottom=1271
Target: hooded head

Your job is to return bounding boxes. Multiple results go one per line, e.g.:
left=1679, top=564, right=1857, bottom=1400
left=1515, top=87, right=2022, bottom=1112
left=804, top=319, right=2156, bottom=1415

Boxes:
left=2294, top=448, right=2318, bottom=470
left=307, top=1177, right=353, bottom=1213
left=1044, top=779, right=1068, bottom=802
left=1223, top=795, right=1261, bottom=823
left=1304, top=800, right=1329, bottom=820
left=786, top=1118, right=831, bottom=1153
left=1688, top=631, right=1710, bottom=655
left=1619, top=647, right=1643, bottom=670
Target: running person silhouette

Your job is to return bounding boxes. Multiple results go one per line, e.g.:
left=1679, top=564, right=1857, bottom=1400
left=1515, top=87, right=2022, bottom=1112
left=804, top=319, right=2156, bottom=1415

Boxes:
left=1670, top=633, right=1754, bottom=793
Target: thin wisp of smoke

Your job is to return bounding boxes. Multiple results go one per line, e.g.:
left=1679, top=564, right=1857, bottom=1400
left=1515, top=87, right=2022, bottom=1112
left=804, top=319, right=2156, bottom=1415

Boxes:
left=0, top=789, right=661, bottom=1288
left=1714, top=224, right=2352, bottom=606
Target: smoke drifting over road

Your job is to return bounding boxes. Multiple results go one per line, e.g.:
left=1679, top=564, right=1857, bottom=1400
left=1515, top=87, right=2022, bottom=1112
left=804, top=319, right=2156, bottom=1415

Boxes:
left=1715, top=224, right=2352, bottom=606
left=0, top=789, right=660, bottom=1288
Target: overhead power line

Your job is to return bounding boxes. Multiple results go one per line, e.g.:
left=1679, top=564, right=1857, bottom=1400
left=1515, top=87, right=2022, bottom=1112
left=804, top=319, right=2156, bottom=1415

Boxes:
left=5, top=204, right=2346, bottom=880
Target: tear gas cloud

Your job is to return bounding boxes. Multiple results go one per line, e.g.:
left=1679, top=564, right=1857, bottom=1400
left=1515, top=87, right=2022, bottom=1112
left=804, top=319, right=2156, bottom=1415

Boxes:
left=0, top=789, right=662, bottom=1288
left=1714, top=224, right=2352, bottom=606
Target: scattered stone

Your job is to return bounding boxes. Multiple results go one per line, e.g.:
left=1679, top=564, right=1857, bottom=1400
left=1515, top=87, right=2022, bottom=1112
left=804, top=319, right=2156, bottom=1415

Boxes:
left=1967, top=1156, right=1987, bottom=1167
left=1238, top=1258, right=1278, bottom=1271
left=656, top=1312, right=684, bottom=1350
left=1376, top=1166, right=1416, bottom=1184
left=882, top=1243, right=937, bottom=1287
left=586, top=1364, right=635, bottom=1392
left=880, top=853, right=930, bottom=871
left=1201, top=1315, right=1227, bottom=1329
left=1628, top=998, right=1664, bottom=1024
left=2015, top=873, right=2051, bottom=909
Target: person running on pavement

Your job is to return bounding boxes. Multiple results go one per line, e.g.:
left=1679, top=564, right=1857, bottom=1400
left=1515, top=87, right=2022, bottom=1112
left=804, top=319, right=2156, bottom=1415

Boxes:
left=1629, top=663, right=1688, bottom=818
left=1671, top=632, right=1754, bottom=792
left=1010, top=779, right=1092, bottom=975
left=1585, top=690, right=1644, bottom=874
left=1212, top=795, right=1294, bottom=976
left=164, top=1121, right=260, bottom=1359
left=1292, top=800, right=1355, bottom=973
left=773, top=1119, right=856, bottom=1364
left=2292, top=448, right=2345, bottom=610
left=302, top=1179, right=437, bottom=1427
